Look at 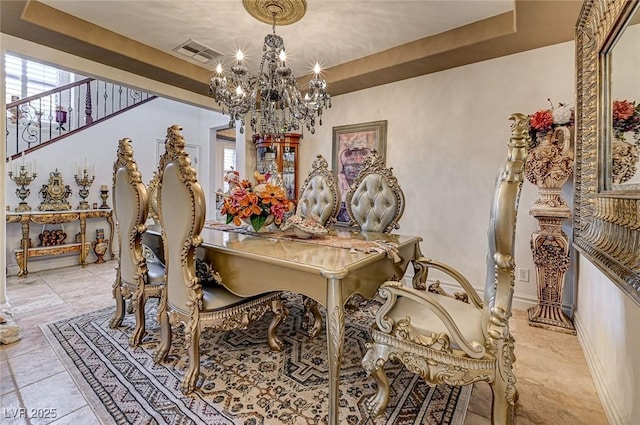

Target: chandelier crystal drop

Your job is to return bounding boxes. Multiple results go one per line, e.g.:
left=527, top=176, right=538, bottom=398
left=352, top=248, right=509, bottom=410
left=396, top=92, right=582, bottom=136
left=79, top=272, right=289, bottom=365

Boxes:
left=208, top=13, right=331, bottom=139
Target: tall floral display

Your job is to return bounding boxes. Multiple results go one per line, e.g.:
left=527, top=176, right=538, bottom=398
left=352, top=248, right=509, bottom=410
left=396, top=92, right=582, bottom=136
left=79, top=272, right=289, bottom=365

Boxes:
left=525, top=100, right=576, bottom=334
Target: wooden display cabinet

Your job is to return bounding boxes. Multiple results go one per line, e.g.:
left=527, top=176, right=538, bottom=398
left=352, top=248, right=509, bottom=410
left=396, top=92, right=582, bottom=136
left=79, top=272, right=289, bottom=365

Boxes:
left=253, top=133, right=300, bottom=201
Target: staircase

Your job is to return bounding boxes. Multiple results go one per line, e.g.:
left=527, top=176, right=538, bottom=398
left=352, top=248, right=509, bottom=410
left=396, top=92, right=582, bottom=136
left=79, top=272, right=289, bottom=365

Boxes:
left=6, top=77, right=157, bottom=160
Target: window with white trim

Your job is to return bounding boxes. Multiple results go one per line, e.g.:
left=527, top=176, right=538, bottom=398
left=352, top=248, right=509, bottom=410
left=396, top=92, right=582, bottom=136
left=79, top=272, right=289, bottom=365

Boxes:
left=4, top=53, right=80, bottom=117
left=5, top=54, right=60, bottom=108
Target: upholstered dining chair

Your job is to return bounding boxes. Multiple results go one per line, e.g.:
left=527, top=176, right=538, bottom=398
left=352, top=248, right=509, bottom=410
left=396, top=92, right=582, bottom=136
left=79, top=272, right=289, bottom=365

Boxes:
left=109, top=138, right=165, bottom=347
left=361, top=113, right=530, bottom=425
left=296, top=154, right=341, bottom=337
left=153, top=125, right=288, bottom=394
left=299, top=154, right=341, bottom=226
left=345, top=149, right=405, bottom=233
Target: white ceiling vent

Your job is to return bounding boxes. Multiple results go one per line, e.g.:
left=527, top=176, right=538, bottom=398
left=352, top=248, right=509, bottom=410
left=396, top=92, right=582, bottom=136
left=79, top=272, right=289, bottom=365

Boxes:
left=173, top=39, right=221, bottom=64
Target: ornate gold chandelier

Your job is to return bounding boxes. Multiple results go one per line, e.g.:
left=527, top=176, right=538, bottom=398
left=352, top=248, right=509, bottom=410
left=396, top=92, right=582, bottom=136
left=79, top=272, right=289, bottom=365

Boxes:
left=208, top=0, right=330, bottom=138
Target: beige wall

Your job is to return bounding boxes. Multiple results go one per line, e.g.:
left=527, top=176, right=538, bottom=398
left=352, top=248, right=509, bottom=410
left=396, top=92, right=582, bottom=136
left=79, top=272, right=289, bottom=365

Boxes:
left=576, top=258, right=640, bottom=425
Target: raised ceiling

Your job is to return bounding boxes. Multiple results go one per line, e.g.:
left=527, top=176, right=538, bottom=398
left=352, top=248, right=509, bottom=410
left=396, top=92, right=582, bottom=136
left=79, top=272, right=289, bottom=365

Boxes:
left=0, top=1, right=583, bottom=99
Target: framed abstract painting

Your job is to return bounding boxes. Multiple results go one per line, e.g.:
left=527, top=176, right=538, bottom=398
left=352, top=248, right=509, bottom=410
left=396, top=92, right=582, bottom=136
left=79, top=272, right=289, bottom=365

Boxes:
left=332, top=120, right=387, bottom=225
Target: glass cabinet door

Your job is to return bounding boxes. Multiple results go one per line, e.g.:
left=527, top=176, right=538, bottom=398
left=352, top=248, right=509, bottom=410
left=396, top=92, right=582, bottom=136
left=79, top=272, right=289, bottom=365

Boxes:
left=282, top=145, right=296, bottom=200
left=253, top=133, right=300, bottom=202
left=256, top=145, right=276, bottom=175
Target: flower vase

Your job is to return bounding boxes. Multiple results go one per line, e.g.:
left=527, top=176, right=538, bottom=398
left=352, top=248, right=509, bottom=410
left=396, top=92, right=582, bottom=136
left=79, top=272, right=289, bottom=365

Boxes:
left=92, top=238, right=108, bottom=263
left=243, top=215, right=275, bottom=233
left=611, top=136, right=639, bottom=184
left=525, top=126, right=574, bottom=208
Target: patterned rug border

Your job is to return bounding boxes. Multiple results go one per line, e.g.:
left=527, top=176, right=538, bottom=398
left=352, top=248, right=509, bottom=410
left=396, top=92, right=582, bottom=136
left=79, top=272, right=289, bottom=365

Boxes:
left=40, top=303, right=472, bottom=425
left=41, top=307, right=118, bottom=425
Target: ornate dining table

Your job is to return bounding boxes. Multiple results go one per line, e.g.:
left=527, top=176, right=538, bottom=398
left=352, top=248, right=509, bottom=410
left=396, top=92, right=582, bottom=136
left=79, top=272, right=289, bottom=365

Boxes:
left=145, top=224, right=423, bottom=425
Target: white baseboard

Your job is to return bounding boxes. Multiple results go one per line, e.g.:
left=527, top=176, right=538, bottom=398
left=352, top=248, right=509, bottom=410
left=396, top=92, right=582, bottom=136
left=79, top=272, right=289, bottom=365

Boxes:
left=408, top=277, right=541, bottom=312
left=574, top=311, right=627, bottom=425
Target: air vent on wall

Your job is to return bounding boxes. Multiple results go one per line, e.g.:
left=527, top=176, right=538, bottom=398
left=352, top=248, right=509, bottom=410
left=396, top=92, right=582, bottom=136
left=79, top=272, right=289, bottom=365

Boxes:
left=173, top=39, right=221, bottom=64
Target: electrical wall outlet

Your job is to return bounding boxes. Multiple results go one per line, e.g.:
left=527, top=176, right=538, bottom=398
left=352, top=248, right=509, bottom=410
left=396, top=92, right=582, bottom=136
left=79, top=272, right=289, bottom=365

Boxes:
left=518, top=268, right=530, bottom=282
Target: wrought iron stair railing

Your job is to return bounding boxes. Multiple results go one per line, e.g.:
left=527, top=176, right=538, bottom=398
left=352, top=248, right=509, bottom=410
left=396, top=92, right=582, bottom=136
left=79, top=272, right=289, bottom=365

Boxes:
left=6, top=78, right=157, bottom=160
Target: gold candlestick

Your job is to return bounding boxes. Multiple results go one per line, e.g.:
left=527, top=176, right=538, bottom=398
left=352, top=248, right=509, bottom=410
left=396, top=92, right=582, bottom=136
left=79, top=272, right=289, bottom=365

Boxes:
left=74, top=169, right=95, bottom=210
left=8, top=164, right=37, bottom=212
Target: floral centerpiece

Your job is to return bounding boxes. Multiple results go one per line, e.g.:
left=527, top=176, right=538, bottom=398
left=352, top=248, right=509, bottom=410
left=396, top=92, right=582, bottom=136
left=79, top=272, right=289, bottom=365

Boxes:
left=220, top=171, right=294, bottom=232
left=528, top=99, right=574, bottom=146
left=612, top=99, right=640, bottom=147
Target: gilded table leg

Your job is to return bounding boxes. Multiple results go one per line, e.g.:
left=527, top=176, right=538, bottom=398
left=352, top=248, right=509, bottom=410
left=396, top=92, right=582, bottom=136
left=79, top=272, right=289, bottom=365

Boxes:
left=154, top=292, right=171, bottom=363
left=79, top=215, right=87, bottom=267
left=303, top=296, right=323, bottom=338
left=19, top=216, right=30, bottom=277
left=325, top=277, right=345, bottom=425
left=106, top=212, right=116, bottom=260
left=129, top=293, right=146, bottom=347
left=110, top=269, right=125, bottom=328
left=182, top=324, right=201, bottom=395
left=15, top=252, right=25, bottom=277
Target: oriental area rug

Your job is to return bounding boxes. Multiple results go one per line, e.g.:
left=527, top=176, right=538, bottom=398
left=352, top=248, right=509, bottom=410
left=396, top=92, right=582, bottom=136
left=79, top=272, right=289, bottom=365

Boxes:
left=42, top=294, right=470, bottom=425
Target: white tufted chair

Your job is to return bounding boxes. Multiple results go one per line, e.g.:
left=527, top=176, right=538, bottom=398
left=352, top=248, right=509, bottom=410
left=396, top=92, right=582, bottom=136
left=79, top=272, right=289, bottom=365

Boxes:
left=153, top=125, right=288, bottom=395
left=299, top=154, right=341, bottom=226
left=109, top=138, right=165, bottom=347
left=361, top=114, right=530, bottom=425
left=345, top=150, right=404, bottom=233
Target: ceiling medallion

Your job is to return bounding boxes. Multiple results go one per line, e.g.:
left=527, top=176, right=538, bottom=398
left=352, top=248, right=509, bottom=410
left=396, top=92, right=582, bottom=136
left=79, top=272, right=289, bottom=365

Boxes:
left=242, top=0, right=307, bottom=26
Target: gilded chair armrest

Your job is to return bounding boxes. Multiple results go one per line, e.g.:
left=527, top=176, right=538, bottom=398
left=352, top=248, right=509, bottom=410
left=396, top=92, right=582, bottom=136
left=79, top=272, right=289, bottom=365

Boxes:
left=411, top=257, right=483, bottom=309
left=376, top=281, right=486, bottom=359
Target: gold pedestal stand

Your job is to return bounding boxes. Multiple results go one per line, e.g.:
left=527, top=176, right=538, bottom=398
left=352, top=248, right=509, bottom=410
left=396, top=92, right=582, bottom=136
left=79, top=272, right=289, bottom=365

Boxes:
left=525, top=126, right=576, bottom=334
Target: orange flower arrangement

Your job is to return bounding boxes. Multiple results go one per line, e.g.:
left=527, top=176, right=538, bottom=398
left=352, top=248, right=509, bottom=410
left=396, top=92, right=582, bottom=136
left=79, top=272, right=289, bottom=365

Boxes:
left=220, top=171, right=293, bottom=231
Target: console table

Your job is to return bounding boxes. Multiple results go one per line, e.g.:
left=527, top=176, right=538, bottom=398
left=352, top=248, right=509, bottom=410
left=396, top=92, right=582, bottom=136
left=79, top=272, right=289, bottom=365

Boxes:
left=6, top=209, right=115, bottom=277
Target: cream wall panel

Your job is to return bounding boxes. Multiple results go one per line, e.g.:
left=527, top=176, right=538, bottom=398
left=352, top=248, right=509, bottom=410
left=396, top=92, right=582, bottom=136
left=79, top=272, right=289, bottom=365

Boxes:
left=575, top=256, right=640, bottom=425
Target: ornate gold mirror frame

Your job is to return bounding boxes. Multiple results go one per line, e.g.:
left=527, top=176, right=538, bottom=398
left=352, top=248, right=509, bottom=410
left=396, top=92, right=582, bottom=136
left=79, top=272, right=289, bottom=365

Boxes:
left=574, top=0, right=640, bottom=306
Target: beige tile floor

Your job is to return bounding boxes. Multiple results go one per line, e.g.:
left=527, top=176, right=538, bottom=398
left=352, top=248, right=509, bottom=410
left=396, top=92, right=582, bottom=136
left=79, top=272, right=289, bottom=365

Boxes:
left=1, top=262, right=608, bottom=424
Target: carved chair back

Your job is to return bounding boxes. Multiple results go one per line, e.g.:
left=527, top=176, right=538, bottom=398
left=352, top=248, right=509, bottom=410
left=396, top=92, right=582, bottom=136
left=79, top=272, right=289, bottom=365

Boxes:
left=481, top=123, right=529, bottom=335
left=299, top=154, right=341, bottom=226
left=157, top=125, right=206, bottom=313
left=113, top=138, right=149, bottom=286
left=345, top=150, right=404, bottom=233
